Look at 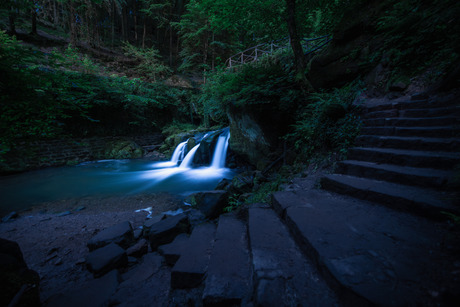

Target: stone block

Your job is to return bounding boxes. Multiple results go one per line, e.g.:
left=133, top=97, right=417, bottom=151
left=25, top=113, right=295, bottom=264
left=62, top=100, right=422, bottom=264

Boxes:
left=87, top=221, right=133, bottom=251
left=147, top=214, right=190, bottom=250
left=86, top=243, right=127, bottom=277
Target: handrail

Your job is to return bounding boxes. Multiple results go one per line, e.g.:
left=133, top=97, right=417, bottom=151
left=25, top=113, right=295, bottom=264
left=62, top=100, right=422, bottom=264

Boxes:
left=225, top=35, right=331, bottom=69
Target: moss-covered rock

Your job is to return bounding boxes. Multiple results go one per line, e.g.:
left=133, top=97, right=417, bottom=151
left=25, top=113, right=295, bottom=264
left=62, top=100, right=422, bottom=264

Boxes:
left=103, top=139, right=144, bottom=159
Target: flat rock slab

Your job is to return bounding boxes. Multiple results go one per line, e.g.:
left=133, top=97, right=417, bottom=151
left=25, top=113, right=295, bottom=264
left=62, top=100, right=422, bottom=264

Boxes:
left=126, top=238, right=149, bottom=258
left=148, top=213, right=190, bottom=250
left=171, top=222, right=216, bottom=289
left=278, top=189, right=460, bottom=306
left=158, top=233, right=190, bottom=266
left=248, top=207, right=339, bottom=307
left=86, top=243, right=127, bottom=277
left=87, top=221, right=133, bottom=251
left=47, top=269, right=120, bottom=307
left=202, top=214, right=252, bottom=306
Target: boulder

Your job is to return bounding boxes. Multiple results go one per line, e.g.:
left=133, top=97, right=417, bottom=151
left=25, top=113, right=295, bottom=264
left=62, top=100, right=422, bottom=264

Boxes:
left=103, top=139, right=144, bottom=159
left=86, top=243, right=127, bottom=277
left=0, top=238, right=40, bottom=307
left=188, top=190, right=229, bottom=219
left=87, top=221, right=134, bottom=251
left=227, top=102, right=294, bottom=170
left=146, top=214, right=190, bottom=250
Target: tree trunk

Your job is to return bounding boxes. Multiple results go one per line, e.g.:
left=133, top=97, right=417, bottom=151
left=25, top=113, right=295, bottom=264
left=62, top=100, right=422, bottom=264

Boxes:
left=53, top=0, right=58, bottom=27
left=69, top=1, right=77, bottom=46
left=31, top=3, right=37, bottom=35
left=8, top=6, right=17, bottom=35
left=285, top=0, right=314, bottom=92
left=142, top=19, right=146, bottom=49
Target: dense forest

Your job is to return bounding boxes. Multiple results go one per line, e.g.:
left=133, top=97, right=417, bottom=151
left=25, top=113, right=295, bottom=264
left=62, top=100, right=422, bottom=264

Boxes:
left=1, top=0, right=459, bottom=169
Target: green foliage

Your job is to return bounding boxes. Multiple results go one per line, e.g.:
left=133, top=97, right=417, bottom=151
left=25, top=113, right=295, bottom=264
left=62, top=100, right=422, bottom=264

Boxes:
left=199, top=49, right=304, bottom=125
left=373, top=0, right=460, bottom=82
left=122, top=42, right=172, bottom=81
left=0, top=31, right=192, bottom=158
left=287, top=81, right=363, bottom=161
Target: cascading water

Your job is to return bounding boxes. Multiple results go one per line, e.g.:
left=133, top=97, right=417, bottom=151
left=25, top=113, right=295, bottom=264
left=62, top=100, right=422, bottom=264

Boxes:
left=171, top=140, right=187, bottom=164
left=0, top=128, right=234, bottom=215
left=210, top=132, right=230, bottom=169
left=179, top=144, right=200, bottom=168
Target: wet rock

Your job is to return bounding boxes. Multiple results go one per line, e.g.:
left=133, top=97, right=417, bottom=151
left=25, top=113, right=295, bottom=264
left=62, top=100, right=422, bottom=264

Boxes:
left=188, top=190, right=229, bottom=219
left=215, top=178, right=231, bottom=190
left=133, top=228, right=143, bottom=240
left=2, top=211, right=18, bottom=222
left=103, top=139, right=144, bottom=159
left=158, top=233, right=189, bottom=266
left=87, top=221, right=134, bottom=251
left=231, top=172, right=254, bottom=194
left=86, top=243, right=127, bottom=277
left=0, top=238, right=40, bottom=307
left=142, top=214, right=165, bottom=236
left=146, top=213, right=190, bottom=250
left=47, top=269, right=120, bottom=307
left=126, top=239, right=148, bottom=258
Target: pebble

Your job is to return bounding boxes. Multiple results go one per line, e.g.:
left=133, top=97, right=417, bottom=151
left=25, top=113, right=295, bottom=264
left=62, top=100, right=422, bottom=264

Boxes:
left=57, top=211, right=72, bottom=217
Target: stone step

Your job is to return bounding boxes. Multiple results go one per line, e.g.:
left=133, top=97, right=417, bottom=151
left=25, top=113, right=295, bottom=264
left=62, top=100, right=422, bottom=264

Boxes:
left=248, top=206, right=339, bottom=306
left=361, top=126, right=460, bottom=138
left=348, top=147, right=460, bottom=170
left=202, top=214, right=252, bottom=306
left=355, top=135, right=460, bottom=152
left=363, top=116, right=460, bottom=127
left=364, top=106, right=460, bottom=119
left=336, top=160, right=453, bottom=190
left=171, top=223, right=216, bottom=289
left=320, top=174, right=458, bottom=219
left=271, top=189, right=460, bottom=306
left=365, top=97, right=457, bottom=113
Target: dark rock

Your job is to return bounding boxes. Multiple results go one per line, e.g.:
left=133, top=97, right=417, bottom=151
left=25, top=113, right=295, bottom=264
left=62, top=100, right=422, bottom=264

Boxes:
left=188, top=190, right=229, bottom=219
left=47, top=269, right=120, bottom=307
left=147, top=213, right=190, bottom=250
left=126, top=238, right=148, bottom=258
left=158, top=233, right=189, bottom=266
left=186, top=209, right=207, bottom=226
left=0, top=238, right=40, bottom=307
left=57, top=211, right=72, bottom=217
left=87, top=221, right=134, bottom=251
left=231, top=172, right=255, bottom=194
left=171, top=223, right=216, bottom=289
left=103, top=139, right=144, bottom=159
left=86, top=243, right=127, bottom=277
left=75, top=206, right=86, bottom=212
left=203, top=214, right=252, bottom=306
left=133, top=228, right=142, bottom=240
left=2, top=211, right=18, bottom=222
left=215, top=178, right=231, bottom=190
left=120, top=253, right=163, bottom=287
left=389, top=81, right=408, bottom=92
left=228, top=103, right=293, bottom=169
left=142, top=214, right=165, bottom=237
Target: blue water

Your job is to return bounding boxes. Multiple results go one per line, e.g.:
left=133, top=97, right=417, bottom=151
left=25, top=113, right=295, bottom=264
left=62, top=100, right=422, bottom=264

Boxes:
left=0, top=159, right=235, bottom=215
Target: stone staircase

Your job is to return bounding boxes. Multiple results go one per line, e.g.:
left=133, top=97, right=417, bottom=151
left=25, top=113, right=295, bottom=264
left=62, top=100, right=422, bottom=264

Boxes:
left=161, top=206, right=339, bottom=306
left=272, top=94, right=460, bottom=306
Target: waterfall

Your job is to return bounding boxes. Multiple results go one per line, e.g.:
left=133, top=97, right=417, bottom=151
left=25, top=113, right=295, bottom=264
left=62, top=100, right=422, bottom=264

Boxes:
left=210, top=133, right=230, bottom=169
left=179, top=144, right=200, bottom=168
left=170, top=140, right=187, bottom=164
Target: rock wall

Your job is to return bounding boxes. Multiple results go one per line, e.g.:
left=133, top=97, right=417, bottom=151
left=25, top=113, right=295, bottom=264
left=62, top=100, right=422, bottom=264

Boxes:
left=0, top=134, right=163, bottom=174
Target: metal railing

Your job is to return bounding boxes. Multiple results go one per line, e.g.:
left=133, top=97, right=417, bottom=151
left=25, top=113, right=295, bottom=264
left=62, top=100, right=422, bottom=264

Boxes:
left=225, top=35, right=331, bottom=69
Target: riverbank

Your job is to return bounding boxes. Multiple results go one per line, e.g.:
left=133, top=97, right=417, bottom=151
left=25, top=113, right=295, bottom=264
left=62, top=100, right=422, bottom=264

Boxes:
left=0, top=193, right=181, bottom=304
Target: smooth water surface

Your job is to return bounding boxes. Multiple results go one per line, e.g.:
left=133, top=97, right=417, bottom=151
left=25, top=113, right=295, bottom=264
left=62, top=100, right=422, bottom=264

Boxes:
left=0, top=159, right=235, bottom=215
